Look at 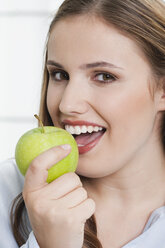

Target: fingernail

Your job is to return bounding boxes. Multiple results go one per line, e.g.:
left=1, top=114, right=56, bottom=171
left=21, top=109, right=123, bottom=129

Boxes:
left=61, top=144, right=71, bottom=150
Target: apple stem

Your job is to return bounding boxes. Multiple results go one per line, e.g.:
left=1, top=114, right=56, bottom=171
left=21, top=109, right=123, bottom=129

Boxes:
left=34, top=114, right=45, bottom=133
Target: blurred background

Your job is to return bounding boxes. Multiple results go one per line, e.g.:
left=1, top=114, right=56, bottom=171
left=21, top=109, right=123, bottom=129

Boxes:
left=0, top=0, right=64, bottom=162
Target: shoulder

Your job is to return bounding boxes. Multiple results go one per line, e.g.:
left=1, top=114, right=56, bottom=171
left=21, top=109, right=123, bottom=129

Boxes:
left=0, top=158, right=24, bottom=204
left=123, top=206, right=165, bottom=248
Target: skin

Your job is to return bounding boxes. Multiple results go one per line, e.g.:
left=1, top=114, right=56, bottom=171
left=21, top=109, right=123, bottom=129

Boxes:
left=47, top=15, right=165, bottom=181
left=23, top=15, right=165, bottom=248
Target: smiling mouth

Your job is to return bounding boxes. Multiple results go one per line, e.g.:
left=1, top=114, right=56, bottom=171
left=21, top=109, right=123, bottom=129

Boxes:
left=73, top=128, right=106, bottom=154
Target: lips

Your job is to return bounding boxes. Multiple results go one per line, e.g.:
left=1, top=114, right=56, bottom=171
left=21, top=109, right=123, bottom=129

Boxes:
left=74, top=129, right=106, bottom=154
left=61, top=119, right=106, bottom=154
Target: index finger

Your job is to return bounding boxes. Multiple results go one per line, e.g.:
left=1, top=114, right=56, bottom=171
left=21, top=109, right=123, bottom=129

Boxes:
left=23, top=145, right=71, bottom=192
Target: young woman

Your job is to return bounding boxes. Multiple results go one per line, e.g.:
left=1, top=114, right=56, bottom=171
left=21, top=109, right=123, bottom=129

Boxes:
left=1, top=0, right=165, bottom=247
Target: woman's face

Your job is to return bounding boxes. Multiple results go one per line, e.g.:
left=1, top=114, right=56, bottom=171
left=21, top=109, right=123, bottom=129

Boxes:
left=46, top=15, right=161, bottom=178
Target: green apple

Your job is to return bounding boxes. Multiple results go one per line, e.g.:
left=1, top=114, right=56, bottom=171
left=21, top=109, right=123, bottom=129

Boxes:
left=15, top=116, right=79, bottom=183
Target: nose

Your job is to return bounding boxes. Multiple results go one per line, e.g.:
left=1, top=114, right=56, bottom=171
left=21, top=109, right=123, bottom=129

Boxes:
left=59, top=79, right=89, bottom=116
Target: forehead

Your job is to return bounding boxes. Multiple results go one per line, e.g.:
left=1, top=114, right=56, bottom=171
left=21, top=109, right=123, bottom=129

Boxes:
left=47, top=15, right=149, bottom=70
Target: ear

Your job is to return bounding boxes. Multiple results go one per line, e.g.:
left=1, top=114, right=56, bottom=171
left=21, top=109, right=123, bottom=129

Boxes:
left=157, top=77, right=165, bottom=112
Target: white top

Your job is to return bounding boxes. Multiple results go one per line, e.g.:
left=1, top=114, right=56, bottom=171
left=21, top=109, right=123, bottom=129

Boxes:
left=0, top=158, right=165, bottom=248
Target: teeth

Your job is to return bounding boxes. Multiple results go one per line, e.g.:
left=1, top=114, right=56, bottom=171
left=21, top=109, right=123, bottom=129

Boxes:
left=81, top=125, right=87, bottom=133
left=65, top=125, right=104, bottom=135
left=88, top=126, right=94, bottom=133
left=75, top=126, right=81, bottom=135
left=93, top=126, right=99, bottom=132
left=69, top=126, right=75, bottom=134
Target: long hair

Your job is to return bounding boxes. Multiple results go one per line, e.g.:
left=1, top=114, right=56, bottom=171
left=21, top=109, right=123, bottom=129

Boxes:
left=10, top=0, right=165, bottom=247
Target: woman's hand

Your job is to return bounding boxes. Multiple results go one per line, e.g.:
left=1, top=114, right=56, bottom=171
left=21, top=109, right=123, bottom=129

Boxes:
left=23, top=145, right=95, bottom=248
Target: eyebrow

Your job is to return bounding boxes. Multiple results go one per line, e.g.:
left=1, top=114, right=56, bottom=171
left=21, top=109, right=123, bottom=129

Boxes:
left=46, top=60, right=123, bottom=70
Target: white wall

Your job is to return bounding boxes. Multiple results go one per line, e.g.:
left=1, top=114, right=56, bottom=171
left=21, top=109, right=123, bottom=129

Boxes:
left=0, top=0, right=64, bottom=162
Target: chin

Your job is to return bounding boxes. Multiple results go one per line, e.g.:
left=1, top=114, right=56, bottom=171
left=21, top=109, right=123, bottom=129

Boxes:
left=76, top=167, right=113, bottom=179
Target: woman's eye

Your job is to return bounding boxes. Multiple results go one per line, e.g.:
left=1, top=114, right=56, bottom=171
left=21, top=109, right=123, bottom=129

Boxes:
left=94, top=72, right=116, bottom=84
left=49, top=70, right=69, bottom=82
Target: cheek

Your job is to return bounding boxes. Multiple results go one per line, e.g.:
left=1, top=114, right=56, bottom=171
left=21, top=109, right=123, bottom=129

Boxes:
left=47, top=85, right=55, bottom=116
left=77, top=87, right=156, bottom=178
left=103, top=86, right=156, bottom=163
left=100, top=84, right=155, bottom=135
left=46, top=84, right=62, bottom=124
